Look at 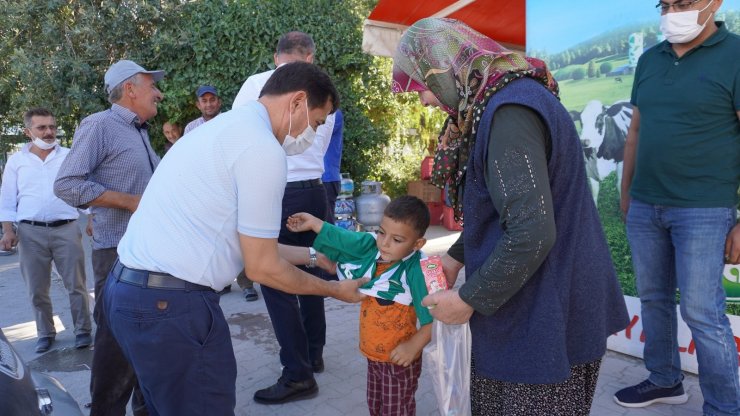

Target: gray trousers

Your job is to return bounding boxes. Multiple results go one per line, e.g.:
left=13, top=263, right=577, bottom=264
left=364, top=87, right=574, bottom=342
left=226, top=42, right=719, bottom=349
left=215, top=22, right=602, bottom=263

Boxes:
left=17, top=221, right=91, bottom=337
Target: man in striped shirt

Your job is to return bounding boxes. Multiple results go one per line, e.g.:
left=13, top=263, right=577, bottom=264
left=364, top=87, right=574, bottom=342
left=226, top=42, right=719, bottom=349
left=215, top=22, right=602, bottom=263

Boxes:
left=55, top=59, right=164, bottom=416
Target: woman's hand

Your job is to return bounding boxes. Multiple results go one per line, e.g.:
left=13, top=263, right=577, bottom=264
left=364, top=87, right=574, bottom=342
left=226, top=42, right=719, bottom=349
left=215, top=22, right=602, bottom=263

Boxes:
left=422, top=289, right=473, bottom=324
left=441, top=254, right=464, bottom=288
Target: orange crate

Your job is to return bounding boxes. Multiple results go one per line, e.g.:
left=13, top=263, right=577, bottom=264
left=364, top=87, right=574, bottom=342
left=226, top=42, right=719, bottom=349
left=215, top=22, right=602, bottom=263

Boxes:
left=407, top=180, right=442, bottom=203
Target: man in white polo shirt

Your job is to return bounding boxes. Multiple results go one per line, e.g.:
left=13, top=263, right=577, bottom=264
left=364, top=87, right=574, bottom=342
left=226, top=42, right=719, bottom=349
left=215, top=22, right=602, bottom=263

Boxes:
left=103, top=62, right=365, bottom=416
left=233, top=30, right=338, bottom=405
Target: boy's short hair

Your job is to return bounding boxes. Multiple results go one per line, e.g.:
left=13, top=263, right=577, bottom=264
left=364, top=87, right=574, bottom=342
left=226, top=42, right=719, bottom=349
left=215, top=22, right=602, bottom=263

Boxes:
left=383, top=195, right=430, bottom=237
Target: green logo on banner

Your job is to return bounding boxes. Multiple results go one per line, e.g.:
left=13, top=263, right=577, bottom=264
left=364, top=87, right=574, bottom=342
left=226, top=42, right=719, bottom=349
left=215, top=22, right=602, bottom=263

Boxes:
left=723, top=266, right=740, bottom=303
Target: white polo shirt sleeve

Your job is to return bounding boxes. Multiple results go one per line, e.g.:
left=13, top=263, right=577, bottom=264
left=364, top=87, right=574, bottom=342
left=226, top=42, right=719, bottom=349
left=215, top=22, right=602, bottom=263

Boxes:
left=234, top=142, right=286, bottom=239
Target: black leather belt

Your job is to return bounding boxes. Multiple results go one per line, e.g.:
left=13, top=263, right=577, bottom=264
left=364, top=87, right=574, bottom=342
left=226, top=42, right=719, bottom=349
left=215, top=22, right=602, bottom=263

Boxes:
left=286, top=178, right=322, bottom=189
left=20, top=219, right=75, bottom=227
left=112, top=260, right=213, bottom=292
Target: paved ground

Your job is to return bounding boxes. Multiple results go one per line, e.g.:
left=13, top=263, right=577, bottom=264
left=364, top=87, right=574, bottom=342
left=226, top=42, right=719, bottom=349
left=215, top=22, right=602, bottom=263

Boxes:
left=0, top=216, right=703, bottom=415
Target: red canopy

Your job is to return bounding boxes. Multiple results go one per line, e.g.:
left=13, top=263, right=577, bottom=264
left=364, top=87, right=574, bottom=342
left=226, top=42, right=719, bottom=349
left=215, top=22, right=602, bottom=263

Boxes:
left=363, top=0, right=525, bottom=57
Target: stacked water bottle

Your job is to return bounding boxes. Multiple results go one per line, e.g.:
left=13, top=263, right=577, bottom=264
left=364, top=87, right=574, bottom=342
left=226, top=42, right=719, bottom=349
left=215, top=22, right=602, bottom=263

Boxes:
left=334, top=173, right=357, bottom=231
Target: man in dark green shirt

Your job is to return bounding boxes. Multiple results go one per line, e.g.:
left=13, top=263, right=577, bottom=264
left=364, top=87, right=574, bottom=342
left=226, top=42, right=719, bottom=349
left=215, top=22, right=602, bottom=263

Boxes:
left=615, top=1, right=740, bottom=414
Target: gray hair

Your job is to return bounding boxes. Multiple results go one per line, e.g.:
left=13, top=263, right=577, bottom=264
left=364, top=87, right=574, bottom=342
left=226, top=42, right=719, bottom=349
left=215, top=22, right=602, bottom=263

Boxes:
left=276, top=31, right=315, bottom=57
left=108, top=74, right=140, bottom=104
left=23, top=107, right=54, bottom=128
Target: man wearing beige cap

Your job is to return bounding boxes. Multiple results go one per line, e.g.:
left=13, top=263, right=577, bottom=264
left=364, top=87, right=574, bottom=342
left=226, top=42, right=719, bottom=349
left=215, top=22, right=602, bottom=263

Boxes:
left=55, top=59, right=164, bottom=416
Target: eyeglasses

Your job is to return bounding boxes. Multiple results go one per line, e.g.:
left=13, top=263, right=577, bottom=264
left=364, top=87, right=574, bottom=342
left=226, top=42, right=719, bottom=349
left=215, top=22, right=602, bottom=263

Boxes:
left=655, top=0, right=704, bottom=13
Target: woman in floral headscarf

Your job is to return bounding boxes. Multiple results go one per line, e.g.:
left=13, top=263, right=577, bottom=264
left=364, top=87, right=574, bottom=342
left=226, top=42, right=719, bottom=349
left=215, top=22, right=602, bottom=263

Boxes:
left=393, top=18, right=629, bottom=415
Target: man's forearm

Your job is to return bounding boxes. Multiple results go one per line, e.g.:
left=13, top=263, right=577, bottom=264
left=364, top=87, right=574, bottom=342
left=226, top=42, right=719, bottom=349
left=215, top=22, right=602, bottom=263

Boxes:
left=247, top=256, right=337, bottom=297
left=89, top=191, right=140, bottom=212
left=278, top=244, right=312, bottom=266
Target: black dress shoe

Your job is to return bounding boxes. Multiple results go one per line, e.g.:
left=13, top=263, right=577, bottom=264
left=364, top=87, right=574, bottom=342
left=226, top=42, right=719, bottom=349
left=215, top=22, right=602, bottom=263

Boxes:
left=253, top=377, right=318, bottom=404
left=311, top=358, right=324, bottom=373
left=75, top=333, right=93, bottom=349
left=35, top=336, right=54, bottom=353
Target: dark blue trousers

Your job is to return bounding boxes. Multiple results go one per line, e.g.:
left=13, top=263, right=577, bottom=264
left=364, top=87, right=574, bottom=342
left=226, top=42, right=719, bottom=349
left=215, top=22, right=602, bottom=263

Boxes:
left=104, top=269, right=236, bottom=416
left=90, top=248, right=147, bottom=416
left=261, top=183, right=328, bottom=382
left=323, top=181, right=340, bottom=224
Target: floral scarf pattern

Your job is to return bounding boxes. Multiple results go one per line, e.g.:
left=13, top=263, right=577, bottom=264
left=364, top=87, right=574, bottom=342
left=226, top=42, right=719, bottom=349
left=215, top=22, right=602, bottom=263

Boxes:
left=392, top=18, right=559, bottom=222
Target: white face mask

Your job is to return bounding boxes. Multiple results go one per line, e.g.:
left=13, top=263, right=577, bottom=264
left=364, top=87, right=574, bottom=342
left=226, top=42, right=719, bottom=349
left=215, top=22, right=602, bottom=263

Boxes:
left=32, top=137, right=59, bottom=150
left=660, top=0, right=714, bottom=44
left=282, top=101, right=316, bottom=156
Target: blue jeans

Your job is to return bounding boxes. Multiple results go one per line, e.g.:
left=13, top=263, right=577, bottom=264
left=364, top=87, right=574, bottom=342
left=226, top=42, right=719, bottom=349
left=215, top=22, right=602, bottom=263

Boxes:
left=627, top=199, right=740, bottom=416
left=104, top=269, right=236, bottom=416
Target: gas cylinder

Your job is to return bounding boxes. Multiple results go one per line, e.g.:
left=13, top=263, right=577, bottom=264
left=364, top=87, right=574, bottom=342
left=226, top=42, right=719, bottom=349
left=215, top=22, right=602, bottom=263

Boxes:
left=355, top=181, right=391, bottom=230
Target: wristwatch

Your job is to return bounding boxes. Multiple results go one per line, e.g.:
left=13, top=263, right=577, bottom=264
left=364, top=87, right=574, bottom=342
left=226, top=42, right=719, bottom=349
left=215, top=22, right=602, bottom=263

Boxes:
left=307, top=247, right=317, bottom=268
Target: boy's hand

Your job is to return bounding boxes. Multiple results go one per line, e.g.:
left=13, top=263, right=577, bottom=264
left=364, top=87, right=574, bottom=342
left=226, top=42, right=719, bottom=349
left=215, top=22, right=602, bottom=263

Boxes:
left=390, top=340, right=422, bottom=367
left=390, top=324, right=430, bottom=367
left=287, top=212, right=322, bottom=233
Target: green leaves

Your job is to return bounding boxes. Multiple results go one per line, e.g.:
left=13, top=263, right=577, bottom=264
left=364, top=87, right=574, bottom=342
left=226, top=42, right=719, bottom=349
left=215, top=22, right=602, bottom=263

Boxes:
left=1, top=0, right=436, bottom=196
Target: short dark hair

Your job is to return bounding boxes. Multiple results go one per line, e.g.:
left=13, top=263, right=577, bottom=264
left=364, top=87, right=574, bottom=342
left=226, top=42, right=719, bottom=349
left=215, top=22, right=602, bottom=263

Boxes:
left=23, top=107, right=54, bottom=128
left=276, top=31, right=315, bottom=57
left=384, top=195, right=430, bottom=237
left=260, top=62, right=339, bottom=112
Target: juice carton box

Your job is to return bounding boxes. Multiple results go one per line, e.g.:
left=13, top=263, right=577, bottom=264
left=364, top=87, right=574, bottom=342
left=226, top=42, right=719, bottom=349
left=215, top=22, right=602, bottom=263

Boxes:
left=420, top=255, right=448, bottom=294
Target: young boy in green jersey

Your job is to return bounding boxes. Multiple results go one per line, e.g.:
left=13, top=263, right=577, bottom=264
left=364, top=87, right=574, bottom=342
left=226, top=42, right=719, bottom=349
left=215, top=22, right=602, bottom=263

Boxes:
left=287, top=195, right=433, bottom=416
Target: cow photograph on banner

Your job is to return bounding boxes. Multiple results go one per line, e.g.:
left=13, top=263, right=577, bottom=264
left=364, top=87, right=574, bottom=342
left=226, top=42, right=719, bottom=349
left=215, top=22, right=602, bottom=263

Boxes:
left=527, top=0, right=740, bottom=374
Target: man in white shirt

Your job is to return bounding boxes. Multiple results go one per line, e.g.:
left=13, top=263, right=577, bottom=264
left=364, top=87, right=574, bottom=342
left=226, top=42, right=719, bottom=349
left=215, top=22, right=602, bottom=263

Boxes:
left=233, top=31, right=338, bottom=404
left=0, top=108, right=92, bottom=353
left=104, top=62, right=366, bottom=416
left=183, top=85, right=222, bottom=134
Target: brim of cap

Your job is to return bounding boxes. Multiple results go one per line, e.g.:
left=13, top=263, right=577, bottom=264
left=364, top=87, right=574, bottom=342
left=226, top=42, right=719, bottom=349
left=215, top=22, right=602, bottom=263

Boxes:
left=143, top=70, right=165, bottom=82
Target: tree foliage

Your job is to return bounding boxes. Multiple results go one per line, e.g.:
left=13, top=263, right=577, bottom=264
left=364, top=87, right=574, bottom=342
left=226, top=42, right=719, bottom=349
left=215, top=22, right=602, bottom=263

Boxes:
left=587, top=60, right=596, bottom=78
left=599, top=61, right=613, bottom=75
left=571, top=67, right=586, bottom=81
left=0, top=0, right=168, bottom=141
left=0, top=0, right=441, bottom=197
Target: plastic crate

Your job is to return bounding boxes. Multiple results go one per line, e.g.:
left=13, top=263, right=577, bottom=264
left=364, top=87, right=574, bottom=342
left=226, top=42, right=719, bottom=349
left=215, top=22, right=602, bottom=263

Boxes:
left=427, top=202, right=443, bottom=225
left=420, top=156, right=434, bottom=180
left=442, top=206, right=463, bottom=231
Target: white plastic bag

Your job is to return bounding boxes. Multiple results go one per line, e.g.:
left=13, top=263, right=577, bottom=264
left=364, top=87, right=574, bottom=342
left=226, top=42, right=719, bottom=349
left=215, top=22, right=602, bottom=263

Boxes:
left=425, top=320, right=471, bottom=416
